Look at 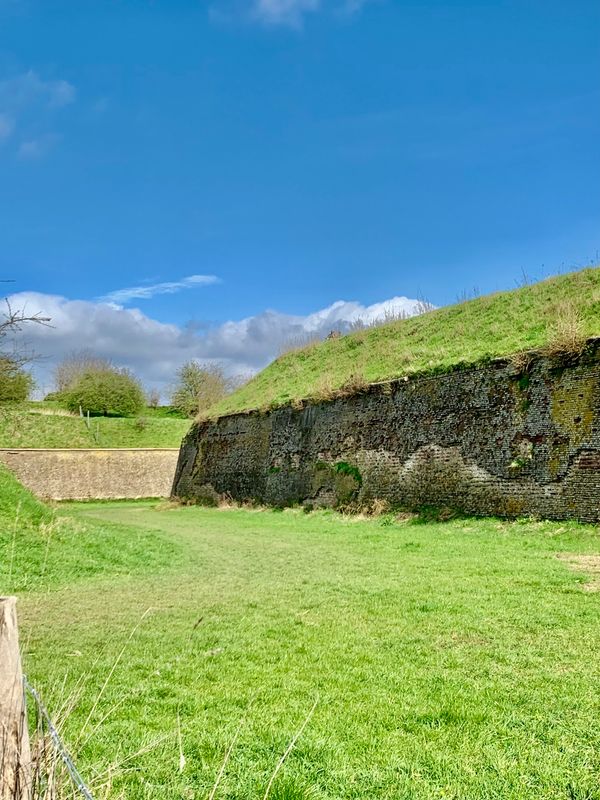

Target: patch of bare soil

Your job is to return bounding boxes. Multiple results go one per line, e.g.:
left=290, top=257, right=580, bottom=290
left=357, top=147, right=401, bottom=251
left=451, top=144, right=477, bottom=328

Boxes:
left=557, top=553, right=600, bottom=591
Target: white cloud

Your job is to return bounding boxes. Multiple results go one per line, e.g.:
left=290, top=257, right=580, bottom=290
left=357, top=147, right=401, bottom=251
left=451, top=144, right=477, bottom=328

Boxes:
left=6, top=291, right=425, bottom=400
left=100, top=274, right=221, bottom=305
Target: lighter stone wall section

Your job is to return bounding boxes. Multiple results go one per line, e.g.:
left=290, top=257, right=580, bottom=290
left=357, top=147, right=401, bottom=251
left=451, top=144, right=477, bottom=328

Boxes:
left=0, top=448, right=179, bottom=500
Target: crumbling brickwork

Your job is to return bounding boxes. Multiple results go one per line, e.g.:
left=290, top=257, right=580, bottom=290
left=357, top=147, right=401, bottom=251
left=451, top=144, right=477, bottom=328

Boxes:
left=173, top=343, right=600, bottom=521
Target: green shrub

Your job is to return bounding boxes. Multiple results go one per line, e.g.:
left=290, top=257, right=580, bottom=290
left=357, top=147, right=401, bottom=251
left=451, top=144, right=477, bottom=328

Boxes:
left=0, top=358, right=34, bottom=402
left=64, top=369, right=145, bottom=417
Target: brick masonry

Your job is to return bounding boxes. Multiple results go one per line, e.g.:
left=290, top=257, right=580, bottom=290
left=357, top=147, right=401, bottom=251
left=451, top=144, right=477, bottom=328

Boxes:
left=173, top=342, right=600, bottom=521
left=0, top=448, right=179, bottom=500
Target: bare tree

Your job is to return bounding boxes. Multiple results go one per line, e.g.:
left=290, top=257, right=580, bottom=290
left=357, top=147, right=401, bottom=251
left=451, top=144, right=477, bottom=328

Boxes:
left=146, top=388, right=161, bottom=408
left=53, top=350, right=113, bottom=394
left=171, top=361, right=232, bottom=417
left=0, top=295, right=51, bottom=402
left=0, top=298, right=51, bottom=360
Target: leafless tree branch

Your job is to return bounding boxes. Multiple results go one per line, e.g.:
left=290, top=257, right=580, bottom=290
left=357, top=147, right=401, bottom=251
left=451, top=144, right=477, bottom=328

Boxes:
left=0, top=298, right=52, bottom=341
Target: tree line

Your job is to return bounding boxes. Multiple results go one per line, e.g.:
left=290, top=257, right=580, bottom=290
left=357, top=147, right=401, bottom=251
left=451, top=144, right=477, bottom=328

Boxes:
left=4, top=348, right=235, bottom=417
left=46, top=351, right=235, bottom=417
left=2, top=331, right=236, bottom=422
left=1, top=296, right=239, bottom=417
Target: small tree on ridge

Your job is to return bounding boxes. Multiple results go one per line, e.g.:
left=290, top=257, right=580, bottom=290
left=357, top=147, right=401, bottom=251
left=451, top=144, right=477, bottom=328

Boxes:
left=171, top=361, right=230, bottom=417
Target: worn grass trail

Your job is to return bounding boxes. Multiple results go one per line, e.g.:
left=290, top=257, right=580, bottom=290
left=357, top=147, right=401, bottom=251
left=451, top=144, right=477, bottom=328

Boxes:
left=10, top=501, right=600, bottom=799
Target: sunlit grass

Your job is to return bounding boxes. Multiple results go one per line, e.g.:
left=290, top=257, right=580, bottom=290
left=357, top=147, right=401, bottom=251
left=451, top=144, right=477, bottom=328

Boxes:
left=4, top=474, right=600, bottom=798
left=0, top=402, right=190, bottom=448
left=211, top=267, right=600, bottom=417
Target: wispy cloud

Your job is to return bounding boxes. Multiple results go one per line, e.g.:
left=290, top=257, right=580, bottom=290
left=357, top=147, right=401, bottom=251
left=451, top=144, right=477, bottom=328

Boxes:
left=214, top=0, right=374, bottom=28
left=0, top=69, right=76, bottom=111
left=17, top=133, right=60, bottom=159
left=100, top=274, right=221, bottom=305
left=0, top=113, right=14, bottom=142
left=252, top=0, right=320, bottom=27
left=0, top=68, right=76, bottom=158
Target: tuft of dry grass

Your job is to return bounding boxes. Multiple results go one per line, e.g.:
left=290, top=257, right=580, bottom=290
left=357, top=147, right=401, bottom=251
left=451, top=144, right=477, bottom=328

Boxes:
left=310, top=374, right=337, bottom=403
left=543, top=300, right=587, bottom=358
left=337, top=370, right=368, bottom=395
left=557, top=553, right=600, bottom=591
left=26, top=609, right=167, bottom=800
left=509, top=349, right=535, bottom=373
left=277, top=335, right=322, bottom=358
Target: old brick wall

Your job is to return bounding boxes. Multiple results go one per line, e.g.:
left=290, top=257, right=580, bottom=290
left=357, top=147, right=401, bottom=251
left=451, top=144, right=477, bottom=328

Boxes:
left=173, top=343, right=600, bottom=521
left=0, top=448, right=179, bottom=500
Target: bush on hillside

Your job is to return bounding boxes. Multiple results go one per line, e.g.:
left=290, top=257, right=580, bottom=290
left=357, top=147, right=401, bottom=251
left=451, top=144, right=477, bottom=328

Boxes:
left=0, top=357, right=34, bottom=402
left=64, top=368, right=145, bottom=417
left=171, top=361, right=231, bottom=417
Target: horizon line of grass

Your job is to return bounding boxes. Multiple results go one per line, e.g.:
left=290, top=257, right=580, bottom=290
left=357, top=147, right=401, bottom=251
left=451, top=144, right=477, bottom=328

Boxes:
left=205, top=266, right=600, bottom=420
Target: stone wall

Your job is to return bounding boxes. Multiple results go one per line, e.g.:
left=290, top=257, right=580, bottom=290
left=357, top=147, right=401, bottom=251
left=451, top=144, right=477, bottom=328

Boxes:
left=0, top=448, right=179, bottom=500
left=173, top=342, right=600, bottom=522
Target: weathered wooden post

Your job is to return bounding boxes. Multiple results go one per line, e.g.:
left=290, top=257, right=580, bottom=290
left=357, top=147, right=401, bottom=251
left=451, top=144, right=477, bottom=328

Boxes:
left=0, top=597, right=30, bottom=800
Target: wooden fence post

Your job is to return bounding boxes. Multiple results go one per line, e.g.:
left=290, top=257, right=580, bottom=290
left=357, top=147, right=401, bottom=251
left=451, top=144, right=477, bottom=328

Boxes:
left=0, top=597, right=30, bottom=800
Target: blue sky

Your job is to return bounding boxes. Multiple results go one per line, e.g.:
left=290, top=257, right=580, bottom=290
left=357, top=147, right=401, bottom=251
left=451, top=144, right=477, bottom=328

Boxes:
left=1, top=0, right=599, bottom=393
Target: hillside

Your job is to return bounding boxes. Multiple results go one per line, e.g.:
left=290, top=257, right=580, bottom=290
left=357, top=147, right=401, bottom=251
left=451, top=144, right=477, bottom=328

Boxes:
left=0, top=465, right=178, bottom=593
left=0, top=402, right=190, bottom=449
left=210, top=267, right=600, bottom=418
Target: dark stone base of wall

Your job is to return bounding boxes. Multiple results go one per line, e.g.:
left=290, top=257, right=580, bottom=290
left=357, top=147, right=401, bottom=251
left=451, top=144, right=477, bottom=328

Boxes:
left=173, top=343, right=600, bottom=522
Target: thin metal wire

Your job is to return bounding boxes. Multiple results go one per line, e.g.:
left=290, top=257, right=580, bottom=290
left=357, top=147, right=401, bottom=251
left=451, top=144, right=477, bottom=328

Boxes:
left=23, top=676, right=95, bottom=800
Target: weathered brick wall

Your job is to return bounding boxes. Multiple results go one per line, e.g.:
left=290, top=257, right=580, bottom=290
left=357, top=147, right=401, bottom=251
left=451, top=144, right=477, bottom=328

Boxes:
left=173, top=343, right=600, bottom=521
left=0, top=448, right=179, bottom=500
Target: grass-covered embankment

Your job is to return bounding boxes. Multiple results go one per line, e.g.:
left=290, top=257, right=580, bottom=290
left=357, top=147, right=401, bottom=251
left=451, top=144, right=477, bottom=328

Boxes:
left=211, top=267, right=600, bottom=417
left=9, top=494, right=600, bottom=799
left=0, top=402, right=190, bottom=449
left=0, top=466, right=180, bottom=592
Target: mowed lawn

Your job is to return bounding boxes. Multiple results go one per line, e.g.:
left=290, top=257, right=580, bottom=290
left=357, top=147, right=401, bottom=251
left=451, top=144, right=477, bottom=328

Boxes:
left=9, top=501, right=600, bottom=799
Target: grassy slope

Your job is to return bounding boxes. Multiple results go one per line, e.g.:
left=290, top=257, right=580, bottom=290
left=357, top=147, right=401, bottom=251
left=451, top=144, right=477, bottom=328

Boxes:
left=0, top=466, right=181, bottom=592
left=0, top=402, right=190, bottom=448
left=212, top=267, right=600, bottom=417
left=9, top=497, right=600, bottom=799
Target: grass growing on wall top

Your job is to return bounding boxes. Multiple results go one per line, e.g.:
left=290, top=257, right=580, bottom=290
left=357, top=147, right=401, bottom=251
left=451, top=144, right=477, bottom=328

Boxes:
left=209, top=267, right=600, bottom=418
left=0, top=402, right=190, bottom=448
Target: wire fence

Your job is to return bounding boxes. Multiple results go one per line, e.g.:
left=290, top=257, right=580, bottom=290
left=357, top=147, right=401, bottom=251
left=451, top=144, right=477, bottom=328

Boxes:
left=23, top=677, right=94, bottom=800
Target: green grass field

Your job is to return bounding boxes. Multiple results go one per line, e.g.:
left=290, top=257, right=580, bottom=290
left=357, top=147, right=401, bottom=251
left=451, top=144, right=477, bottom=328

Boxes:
left=4, top=467, right=600, bottom=799
left=0, top=402, right=190, bottom=448
left=211, top=267, right=600, bottom=417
